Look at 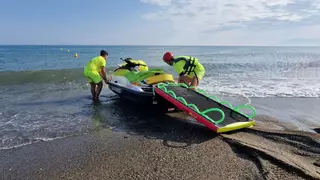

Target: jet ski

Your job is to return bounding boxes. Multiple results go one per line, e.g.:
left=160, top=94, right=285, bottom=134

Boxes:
left=108, top=58, right=175, bottom=105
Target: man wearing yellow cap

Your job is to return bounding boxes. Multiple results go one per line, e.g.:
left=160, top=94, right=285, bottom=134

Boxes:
left=83, top=50, right=108, bottom=102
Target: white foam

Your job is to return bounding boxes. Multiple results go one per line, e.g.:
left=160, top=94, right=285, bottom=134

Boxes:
left=0, top=108, right=93, bottom=150
left=199, top=76, right=320, bottom=98
left=0, top=136, right=67, bottom=150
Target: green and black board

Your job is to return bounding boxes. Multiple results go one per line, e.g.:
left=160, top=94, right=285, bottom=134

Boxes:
left=154, top=83, right=257, bottom=133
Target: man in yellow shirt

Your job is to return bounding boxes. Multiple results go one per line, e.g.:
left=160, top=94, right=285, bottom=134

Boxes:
left=84, top=50, right=108, bottom=102
left=162, top=52, right=205, bottom=87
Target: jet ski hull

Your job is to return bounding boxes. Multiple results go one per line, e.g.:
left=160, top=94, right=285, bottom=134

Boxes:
left=108, top=82, right=154, bottom=104
left=108, top=64, right=175, bottom=106
left=108, top=73, right=156, bottom=104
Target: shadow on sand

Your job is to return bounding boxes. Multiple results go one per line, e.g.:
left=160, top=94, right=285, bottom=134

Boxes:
left=220, top=122, right=320, bottom=180
left=89, top=97, right=219, bottom=149
left=88, top=96, right=320, bottom=179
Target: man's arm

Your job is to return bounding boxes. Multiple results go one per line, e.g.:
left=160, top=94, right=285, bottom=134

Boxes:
left=100, top=66, right=108, bottom=84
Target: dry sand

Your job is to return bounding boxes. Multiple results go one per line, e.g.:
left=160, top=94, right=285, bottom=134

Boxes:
left=0, top=113, right=319, bottom=180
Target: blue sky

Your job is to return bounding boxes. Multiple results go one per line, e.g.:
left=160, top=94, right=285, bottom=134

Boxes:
left=1, top=0, right=320, bottom=45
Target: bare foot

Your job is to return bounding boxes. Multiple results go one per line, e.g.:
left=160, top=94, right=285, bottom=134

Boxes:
left=93, top=97, right=100, bottom=102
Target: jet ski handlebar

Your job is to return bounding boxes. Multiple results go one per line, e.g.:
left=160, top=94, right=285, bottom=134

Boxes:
left=120, top=57, right=146, bottom=67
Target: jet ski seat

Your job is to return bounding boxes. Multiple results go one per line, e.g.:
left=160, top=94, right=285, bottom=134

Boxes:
left=112, top=58, right=175, bottom=84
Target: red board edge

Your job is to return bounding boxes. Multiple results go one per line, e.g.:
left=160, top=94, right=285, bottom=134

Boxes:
left=154, top=87, right=219, bottom=132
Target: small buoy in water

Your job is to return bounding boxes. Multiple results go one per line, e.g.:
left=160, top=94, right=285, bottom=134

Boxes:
left=60, top=48, right=62, bottom=51
left=67, top=50, right=70, bottom=52
left=74, top=53, right=78, bottom=58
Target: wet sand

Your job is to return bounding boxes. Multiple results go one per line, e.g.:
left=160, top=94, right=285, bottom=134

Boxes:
left=0, top=110, right=319, bottom=180
left=0, top=129, right=257, bottom=180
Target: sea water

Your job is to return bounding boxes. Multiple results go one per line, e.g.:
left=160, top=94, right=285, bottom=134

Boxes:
left=0, top=45, right=320, bottom=149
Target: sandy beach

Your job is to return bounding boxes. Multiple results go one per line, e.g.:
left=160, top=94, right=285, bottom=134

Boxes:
left=0, top=112, right=319, bottom=180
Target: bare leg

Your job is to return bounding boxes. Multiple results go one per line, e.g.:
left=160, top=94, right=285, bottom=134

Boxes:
left=94, top=81, right=103, bottom=101
left=90, top=82, right=96, bottom=100
left=190, top=76, right=199, bottom=87
left=178, top=75, right=192, bottom=86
